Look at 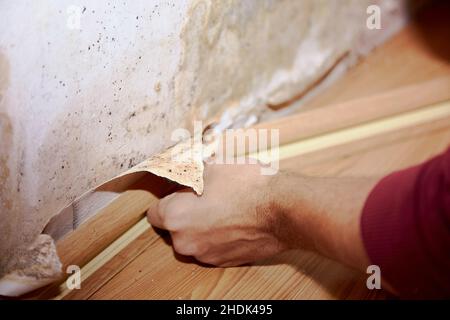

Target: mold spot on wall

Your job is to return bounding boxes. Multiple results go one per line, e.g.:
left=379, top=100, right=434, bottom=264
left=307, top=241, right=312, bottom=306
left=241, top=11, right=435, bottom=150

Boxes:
left=122, top=104, right=159, bottom=136
left=154, top=82, right=161, bottom=93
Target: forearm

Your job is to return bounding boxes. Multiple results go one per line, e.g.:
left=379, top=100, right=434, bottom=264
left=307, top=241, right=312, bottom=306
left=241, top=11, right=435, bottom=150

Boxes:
left=272, top=171, right=379, bottom=271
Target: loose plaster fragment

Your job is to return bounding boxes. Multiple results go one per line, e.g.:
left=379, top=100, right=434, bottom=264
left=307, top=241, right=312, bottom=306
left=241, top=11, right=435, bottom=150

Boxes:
left=0, top=235, right=62, bottom=297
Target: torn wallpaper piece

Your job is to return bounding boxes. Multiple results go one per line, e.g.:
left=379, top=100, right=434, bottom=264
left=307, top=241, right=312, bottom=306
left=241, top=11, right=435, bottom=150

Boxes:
left=0, top=137, right=207, bottom=297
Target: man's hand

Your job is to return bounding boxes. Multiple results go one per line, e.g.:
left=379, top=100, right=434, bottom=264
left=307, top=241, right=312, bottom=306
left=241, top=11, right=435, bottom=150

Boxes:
left=147, top=163, right=288, bottom=267
left=147, top=162, right=377, bottom=271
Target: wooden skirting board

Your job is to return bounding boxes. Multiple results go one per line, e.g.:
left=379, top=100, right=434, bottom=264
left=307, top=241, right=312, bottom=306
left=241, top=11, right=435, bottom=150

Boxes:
left=255, top=76, right=450, bottom=146
left=28, top=14, right=450, bottom=299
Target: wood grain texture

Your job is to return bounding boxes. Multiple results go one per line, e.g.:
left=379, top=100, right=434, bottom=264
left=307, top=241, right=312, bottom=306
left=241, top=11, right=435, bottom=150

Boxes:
left=256, top=77, right=450, bottom=147
left=273, top=100, right=450, bottom=161
left=56, top=190, right=155, bottom=270
left=63, top=221, right=157, bottom=300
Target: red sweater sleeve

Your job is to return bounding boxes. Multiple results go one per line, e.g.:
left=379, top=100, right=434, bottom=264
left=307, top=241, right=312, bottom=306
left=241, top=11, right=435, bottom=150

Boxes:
left=361, top=146, right=450, bottom=299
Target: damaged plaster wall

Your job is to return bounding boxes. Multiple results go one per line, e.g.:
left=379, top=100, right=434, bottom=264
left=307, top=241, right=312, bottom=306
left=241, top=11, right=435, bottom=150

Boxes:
left=0, top=0, right=406, bottom=274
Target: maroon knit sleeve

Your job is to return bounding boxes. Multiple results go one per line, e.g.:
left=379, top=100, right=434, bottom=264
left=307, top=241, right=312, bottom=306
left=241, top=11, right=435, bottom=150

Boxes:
left=361, top=146, right=450, bottom=299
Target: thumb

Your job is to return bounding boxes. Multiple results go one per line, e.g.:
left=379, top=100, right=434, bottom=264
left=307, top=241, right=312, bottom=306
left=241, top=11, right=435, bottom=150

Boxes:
left=146, top=199, right=165, bottom=229
left=147, top=189, right=195, bottom=230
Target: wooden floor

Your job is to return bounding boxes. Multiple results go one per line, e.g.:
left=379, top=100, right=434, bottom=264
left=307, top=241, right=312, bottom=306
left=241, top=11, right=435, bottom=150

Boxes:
left=37, top=2, right=450, bottom=300
left=62, top=119, right=449, bottom=300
